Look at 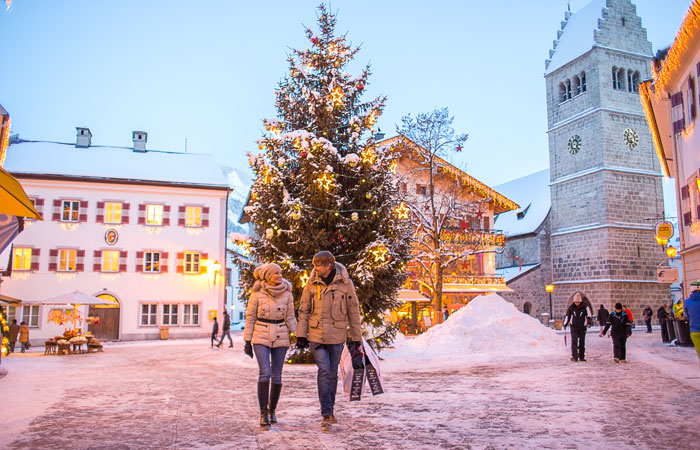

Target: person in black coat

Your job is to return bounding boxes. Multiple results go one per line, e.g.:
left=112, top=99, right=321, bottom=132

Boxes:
left=211, top=317, right=219, bottom=347
left=216, top=310, right=234, bottom=348
left=643, top=305, right=653, bottom=333
left=597, top=305, right=609, bottom=327
left=657, top=305, right=669, bottom=342
left=563, top=292, right=591, bottom=362
left=600, top=302, right=632, bottom=363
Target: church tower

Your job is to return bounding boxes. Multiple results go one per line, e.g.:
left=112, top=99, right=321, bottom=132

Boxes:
left=544, top=0, right=669, bottom=319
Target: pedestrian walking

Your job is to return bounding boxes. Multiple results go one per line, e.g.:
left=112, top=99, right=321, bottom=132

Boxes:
left=658, top=304, right=670, bottom=342
left=684, top=281, right=700, bottom=365
left=18, top=321, right=29, bottom=353
left=210, top=316, right=219, bottom=347
left=296, top=251, right=362, bottom=430
left=643, top=305, right=653, bottom=333
left=243, top=263, right=297, bottom=429
left=600, top=302, right=632, bottom=363
left=443, top=306, right=450, bottom=321
left=8, top=319, right=19, bottom=354
left=563, top=292, right=591, bottom=362
left=597, top=304, right=609, bottom=327
left=215, top=310, right=233, bottom=348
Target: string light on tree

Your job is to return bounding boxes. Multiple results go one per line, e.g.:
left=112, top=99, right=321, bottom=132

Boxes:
left=351, top=212, right=358, bottom=221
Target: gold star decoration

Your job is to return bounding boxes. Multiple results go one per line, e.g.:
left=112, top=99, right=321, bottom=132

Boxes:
left=315, top=173, right=335, bottom=190
left=395, top=202, right=410, bottom=220
left=299, top=271, right=310, bottom=287
left=330, top=87, right=344, bottom=106
left=371, top=245, right=388, bottom=263
left=389, top=160, right=397, bottom=173
left=361, top=148, right=376, bottom=165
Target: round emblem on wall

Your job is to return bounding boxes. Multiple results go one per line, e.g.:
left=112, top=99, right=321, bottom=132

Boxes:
left=623, top=128, right=639, bottom=150
left=105, top=229, right=119, bottom=246
left=567, top=135, right=582, bottom=154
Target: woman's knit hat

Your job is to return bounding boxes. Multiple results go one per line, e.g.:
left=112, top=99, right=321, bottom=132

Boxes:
left=253, top=263, right=282, bottom=283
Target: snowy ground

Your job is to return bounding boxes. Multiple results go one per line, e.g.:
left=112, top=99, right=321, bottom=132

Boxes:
left=1, top=301, right=699, bottom=449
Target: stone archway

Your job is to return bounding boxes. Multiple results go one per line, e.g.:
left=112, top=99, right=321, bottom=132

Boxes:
left=523, top=302, right=532, bottom=316
left=88, top=293, right=120, bottom=340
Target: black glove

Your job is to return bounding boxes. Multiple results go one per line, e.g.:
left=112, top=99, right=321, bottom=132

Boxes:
left=296, top=337, right=309, bottom=349
left=244, top=341, right=253, bottom=359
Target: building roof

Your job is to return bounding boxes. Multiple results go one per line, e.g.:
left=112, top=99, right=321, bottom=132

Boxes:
left=4, top=140, right=229, bottom=189
left=497, top=263, right=540, bottom=283
left=545, top=0, right=606, bottom=76
left=377, top=136, right=519, bottom=215
left=493, top=169, right=550, bottom=237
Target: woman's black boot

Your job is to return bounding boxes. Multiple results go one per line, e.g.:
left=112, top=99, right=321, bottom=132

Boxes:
left=268, top=383, right=282, bottom=424
left=258, top=381, right=270, bottom=429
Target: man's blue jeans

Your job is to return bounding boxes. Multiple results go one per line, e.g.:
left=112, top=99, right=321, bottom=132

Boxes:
left=310, top=342, right=343, bottom=416
left=253, top=344, right=287, bottom=384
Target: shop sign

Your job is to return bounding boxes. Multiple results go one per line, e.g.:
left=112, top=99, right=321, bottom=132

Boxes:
left=657, top=268, right=679, bottom=283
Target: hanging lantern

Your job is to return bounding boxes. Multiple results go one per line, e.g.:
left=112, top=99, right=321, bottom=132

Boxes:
left=366, top=192, right=372, bottom=199
left=351, top=212, right=358, bottom=221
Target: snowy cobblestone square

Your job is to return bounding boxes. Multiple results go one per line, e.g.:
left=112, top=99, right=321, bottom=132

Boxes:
left=1, top=329, right=698, bottom=450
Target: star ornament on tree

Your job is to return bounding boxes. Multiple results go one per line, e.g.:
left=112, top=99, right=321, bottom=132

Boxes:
left=299, top=271, right=310, bottom=287
left=315, top=173, right=335, bottom=190
left=361, top=148, right=377, bottom=165
left=371, top=245, right=388, bottom=263
left=456, top=144, right=463, bottom=152
left=330, top=87, right=344, bottom=106
left=395, top=202, right=410, bottom=220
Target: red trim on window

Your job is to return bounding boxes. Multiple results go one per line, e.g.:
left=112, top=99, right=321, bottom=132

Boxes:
left=163, top=218, right=170, bottom=226
left=138, top=217, right=145, bottom=225
left=49, top=249, right=58, bottom=257
left=178, top=218, right=185, bottom=226
left=202, top=219, right=209, bottom=227
left=93, top=263, right=101, bottom=272
left=48, top=263, right=57, bottom=271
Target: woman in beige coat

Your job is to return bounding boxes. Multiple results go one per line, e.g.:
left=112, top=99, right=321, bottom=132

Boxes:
left=243, top=263, right=297, bottom=429
left=19, top=321, right=30, bottom=353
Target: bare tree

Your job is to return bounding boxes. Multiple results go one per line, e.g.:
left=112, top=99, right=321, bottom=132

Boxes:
left=396, top=108, right=495, bottom=325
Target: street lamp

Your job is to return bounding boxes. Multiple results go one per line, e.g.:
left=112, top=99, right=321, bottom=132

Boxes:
left=546, top=284, right=554, bottom=321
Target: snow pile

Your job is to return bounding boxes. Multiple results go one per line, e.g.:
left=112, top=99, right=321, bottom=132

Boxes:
left=384, top=294, right=560, bottom=362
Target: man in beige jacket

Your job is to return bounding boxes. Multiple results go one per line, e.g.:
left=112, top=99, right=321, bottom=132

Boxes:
left=296, top=251, right=362, bottom=429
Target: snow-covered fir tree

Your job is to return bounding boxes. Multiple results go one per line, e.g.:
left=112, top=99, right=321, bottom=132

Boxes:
left=237, top=5, right=412, bottom=351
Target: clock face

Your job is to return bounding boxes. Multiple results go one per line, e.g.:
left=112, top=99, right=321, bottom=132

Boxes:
left=623, top=128, right=639, bottom=150
left=567, top=135, right=582, bottom=154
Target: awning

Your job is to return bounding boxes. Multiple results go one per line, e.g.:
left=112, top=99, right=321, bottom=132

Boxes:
left=396, top=289, right=431, bottom=302
left=0, top=167, right=42, bottom=219
left=0, top=293, right=21, bottom=305
left=22, top=290, right=115, bottom=306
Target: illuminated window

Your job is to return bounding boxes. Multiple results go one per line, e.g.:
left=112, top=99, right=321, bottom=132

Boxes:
left=58, top=249, right=77, bottom=271
left=140, top=304, right=157, bottom=326
left=22, top=305, right=40, bottom=327
left=144, top=252, right=160, bottom=273
left=105, top=202, right=122, bottom=224
left=183, top=304, right=199, bottom=325
left=163, top=304, right=179, bottom=325
left=62, top=200, right=80, bottom=222
left=184, top=252, right=200, bottom=273
left=146, top=204, right=163, bottom=225
left=185, top=206, right=202, bottom=227
left=12, top=247, right=32, bottom=271
left=101, top=250, right=120, bottom=272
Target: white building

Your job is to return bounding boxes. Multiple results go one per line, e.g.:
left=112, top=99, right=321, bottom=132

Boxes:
left=0, top=128, right=230, bottom=342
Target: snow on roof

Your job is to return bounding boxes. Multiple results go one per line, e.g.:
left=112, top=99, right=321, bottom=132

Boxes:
left=544, top=0, right=606, bottom=76
left=383, top=293, right=559, bottom=362
left=493, top=169, right=550, bottom=237
left=496, top=263, right=540, bottom=283
left=4, top=141, right=229, bottom=188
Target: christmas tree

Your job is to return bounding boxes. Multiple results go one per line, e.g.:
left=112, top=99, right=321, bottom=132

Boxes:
left=237, top=4, right=412, bottom=351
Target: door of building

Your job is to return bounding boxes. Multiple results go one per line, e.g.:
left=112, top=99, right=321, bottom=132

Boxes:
left=88, top=294, right=120, bottom=340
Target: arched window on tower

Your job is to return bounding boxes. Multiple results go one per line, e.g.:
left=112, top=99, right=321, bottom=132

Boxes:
left=618, top=68, right=626, bottom=90
left=581, top=71, right=587, bottom=92
left=559, top=82, right=567, bottom=103
left=627, top=70, right=640, bottom=93
left=565, top=79, right=572, bottom=100
left=573, top=75, right=581, bottom=96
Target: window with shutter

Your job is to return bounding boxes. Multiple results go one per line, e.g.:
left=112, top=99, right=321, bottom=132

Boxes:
left=684, top=212, right=692, bottom=226
left=12, top=247, right=32, bottom=271
left=672, top=92, right=686, bottom=134
left=682, top=185, right=690, bottom=199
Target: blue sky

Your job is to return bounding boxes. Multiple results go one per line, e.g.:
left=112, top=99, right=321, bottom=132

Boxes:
left=0, top=0, right=691, bottom=186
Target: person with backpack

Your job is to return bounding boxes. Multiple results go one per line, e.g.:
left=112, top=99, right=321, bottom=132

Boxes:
left=600, top=302, right=632, bottom=363
left=563, top=292, right=591, bottom=362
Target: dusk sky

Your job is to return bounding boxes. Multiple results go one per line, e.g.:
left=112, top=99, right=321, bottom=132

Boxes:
left=0, top=0, right=691, bottom=186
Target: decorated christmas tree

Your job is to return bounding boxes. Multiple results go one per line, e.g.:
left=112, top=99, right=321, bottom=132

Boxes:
left=237, top=4, right=412, bottom=351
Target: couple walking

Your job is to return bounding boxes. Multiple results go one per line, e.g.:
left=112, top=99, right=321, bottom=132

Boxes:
left=242, top=251, right=362, bottom=430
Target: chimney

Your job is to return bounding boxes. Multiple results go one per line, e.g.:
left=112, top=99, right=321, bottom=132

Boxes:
left=132, top=131, right=147, bottom=152
left=374, top=128, right=385, bottom=141
left=76, top=127, right=92, bottom=148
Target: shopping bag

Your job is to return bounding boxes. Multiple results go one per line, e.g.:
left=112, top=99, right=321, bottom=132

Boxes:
left=340, top=341, right=365, bottom=401
left=361, top=339, right=384, bottom=396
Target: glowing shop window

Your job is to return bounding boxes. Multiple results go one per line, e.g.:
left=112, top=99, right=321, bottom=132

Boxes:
left=146, top=204, right=163, bottom=225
